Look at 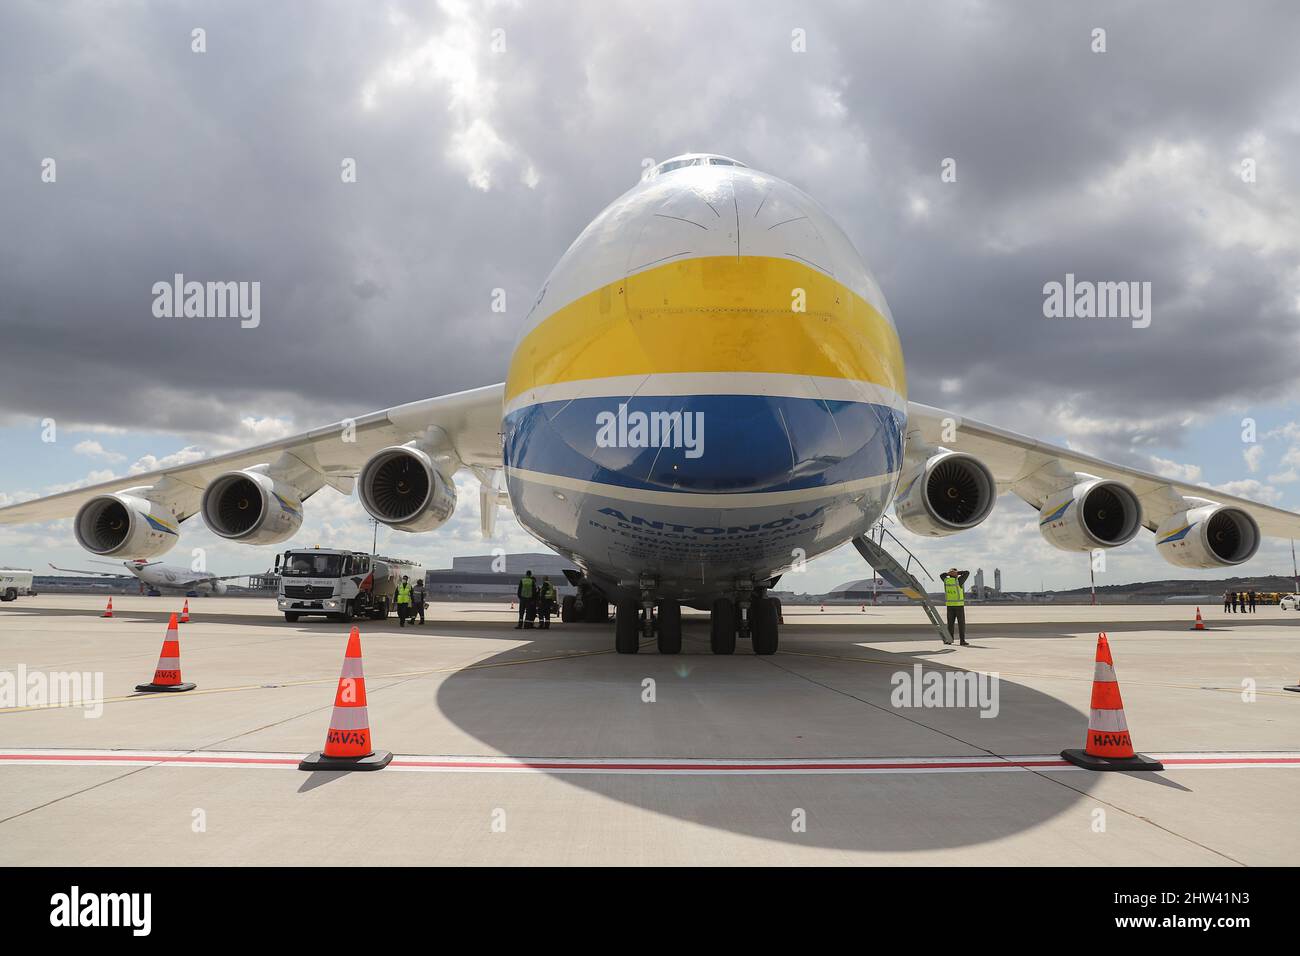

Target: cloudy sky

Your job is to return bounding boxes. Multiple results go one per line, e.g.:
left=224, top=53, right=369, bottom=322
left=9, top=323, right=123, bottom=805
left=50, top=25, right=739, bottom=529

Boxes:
left=2, top=0, right=1299, bottom=592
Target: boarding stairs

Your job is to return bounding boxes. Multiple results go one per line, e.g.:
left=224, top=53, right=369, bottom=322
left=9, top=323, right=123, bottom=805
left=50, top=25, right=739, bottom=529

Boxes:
left=851, top=521, right=953, bottom=645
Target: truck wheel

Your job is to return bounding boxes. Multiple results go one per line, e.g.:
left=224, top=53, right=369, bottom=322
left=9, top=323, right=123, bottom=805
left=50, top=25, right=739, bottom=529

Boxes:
left=561, top=595, right=576, bottom=623
left=2, top=588, right=15, bottom=602
left=340, top=601, right=354, bottom=623
left=284, top=612, right=299, bottom=623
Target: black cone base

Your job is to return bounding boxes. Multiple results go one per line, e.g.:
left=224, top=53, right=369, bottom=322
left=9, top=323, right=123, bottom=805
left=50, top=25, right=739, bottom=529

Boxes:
left=298, top=750, right=393, bottom=772
left=1284, top=686, right=1300, bottom=694
left=1061, top=748, right=1164, bottom=771
left=135, top=682, right=196, bottom=693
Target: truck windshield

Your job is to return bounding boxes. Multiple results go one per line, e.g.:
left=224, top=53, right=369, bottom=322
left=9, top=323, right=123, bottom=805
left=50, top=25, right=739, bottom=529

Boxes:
left=281, top=553, right=343, bottom=577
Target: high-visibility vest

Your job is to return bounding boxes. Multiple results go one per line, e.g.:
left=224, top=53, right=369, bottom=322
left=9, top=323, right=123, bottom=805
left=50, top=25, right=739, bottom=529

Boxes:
left=542, top=583, right=555, bottom=600
left=943, top=576, right=964, bottom=607
left=519, top=577, right=535, bottom=598
left=396, top=583, right=412, bottom=605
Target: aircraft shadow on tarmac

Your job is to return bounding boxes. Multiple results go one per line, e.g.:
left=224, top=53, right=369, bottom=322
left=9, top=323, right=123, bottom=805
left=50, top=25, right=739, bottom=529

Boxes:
left=429, top=619, right=1136, bottom=853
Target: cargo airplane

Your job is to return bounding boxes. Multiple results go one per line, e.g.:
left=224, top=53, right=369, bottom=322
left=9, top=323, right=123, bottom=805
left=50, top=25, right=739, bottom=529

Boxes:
left=2, top=154, right=1295, bottom=653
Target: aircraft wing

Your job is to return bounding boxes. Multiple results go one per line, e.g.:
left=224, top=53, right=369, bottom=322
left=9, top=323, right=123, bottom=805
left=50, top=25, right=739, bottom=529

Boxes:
left=1, top=384, right=505, bottom=525
left=907, top=402, right=1300, bottom=537
left=48, top=563, right=129, bottom=577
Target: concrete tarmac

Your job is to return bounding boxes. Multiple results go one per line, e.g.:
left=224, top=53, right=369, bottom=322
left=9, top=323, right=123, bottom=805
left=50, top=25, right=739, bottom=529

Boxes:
left=0, top=595, right=1296, bottom=865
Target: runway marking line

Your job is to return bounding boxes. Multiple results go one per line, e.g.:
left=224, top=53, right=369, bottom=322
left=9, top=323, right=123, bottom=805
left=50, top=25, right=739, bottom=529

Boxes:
left=0, top=749, right=1297, bottom=776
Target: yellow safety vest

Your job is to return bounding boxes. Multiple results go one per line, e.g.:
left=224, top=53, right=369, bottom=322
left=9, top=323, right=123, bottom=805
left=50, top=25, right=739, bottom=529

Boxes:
left=520, top=577, right=534, bottom=598
left=396, top=584, right=412, bottom=605
left=943, top=576, right=964, bottom=607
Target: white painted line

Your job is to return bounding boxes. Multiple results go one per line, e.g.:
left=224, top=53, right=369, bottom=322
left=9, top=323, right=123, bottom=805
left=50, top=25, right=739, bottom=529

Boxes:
left=1, top=749, right=1298, bottom=776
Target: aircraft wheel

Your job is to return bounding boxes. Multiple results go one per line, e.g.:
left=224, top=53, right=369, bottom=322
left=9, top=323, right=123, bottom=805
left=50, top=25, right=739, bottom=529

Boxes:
left=710, top=598, right=736, bottom=655
left=752, top=597, right=779, bottom=655
left=561, top=594, right=577, bottom=623
left=584, top=593, right=609, bottom=623
left=657, top=600, right=682, bottom=654
left=615, top=600, right=640, bottom=653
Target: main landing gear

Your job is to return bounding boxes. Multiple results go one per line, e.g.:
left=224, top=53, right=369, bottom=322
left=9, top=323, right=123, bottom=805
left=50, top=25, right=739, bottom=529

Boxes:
left=613, top=593, right=779, bottom=655
left=613, top=599, right=683, bottom=654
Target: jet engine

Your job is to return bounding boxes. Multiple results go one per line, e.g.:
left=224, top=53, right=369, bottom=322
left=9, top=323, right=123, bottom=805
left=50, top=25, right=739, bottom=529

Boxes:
left=73, top=492, right=181, bottom=559
left=200, top=468, right=304, bottom=544
left=358, top=445, right=457, bottom=533
left=1038, top=479, right=1143, bottom=552
left=1155, top=504, right=1260, bottom=569
left=894, top=452, right=997, bottom=537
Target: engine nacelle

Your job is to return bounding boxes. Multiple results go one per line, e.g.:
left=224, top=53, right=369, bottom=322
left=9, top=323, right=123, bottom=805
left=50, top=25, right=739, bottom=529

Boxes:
left=1038, top=479, right=1143, bottom=552
left=1156, top=505, right=1260, bottom=569
left=358, top=445, right=457, bottom=533
left=200, top=468, right=304, bottom=544
left=894, top=452, right=997, bottom=537
left=74, top=492, right=181, bottom=559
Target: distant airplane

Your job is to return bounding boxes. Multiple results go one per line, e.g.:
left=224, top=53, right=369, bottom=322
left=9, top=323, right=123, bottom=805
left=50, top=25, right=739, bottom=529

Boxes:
left=48, top=559, right=257, bottom=596
left=5, top=153, right=1298, bottom=654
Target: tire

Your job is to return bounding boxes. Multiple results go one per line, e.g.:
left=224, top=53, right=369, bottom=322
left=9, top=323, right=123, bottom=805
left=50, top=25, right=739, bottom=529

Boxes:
left=656, top=600, right=682, bottom=654
left=561, top=594, right=577, bottom=623
left=284, top=612, right=299, bottom=623
left=710, top=598, right=736, bottom=655
left=1, top=588, right=15, bottom=602
left=615, top=600, right=640, bottom=654
left=340, top=601, right=354, bottom=623
left=751, top=597, right=779, bottom=655
left=584, top=595, right=609, bottom=623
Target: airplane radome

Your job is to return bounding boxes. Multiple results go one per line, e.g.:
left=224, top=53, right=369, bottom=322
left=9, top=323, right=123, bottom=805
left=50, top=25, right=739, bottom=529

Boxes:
left=1, top=154, right=1296, bottom=658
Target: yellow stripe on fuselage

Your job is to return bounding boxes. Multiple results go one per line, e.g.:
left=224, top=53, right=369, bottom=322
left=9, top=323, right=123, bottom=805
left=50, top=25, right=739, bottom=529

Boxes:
left=505, top=255, right=906, bottom=404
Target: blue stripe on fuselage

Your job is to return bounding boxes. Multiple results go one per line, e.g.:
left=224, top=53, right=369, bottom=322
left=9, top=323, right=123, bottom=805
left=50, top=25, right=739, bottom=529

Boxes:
left=503, top=394, right=905, bottom=494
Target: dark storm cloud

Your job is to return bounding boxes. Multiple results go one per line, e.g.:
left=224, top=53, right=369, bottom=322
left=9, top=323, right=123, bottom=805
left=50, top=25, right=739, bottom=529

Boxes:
left=1, top=0, right=1298, bottom=458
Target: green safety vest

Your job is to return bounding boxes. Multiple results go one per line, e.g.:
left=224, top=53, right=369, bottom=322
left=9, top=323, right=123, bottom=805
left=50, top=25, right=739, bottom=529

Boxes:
left=542, top=583, right=555, bottom=600
left=943, top=576, right=964, bottom=607
left=396, top=583, right=412, bottom=605
left=520, top=577, right=535, bottom=598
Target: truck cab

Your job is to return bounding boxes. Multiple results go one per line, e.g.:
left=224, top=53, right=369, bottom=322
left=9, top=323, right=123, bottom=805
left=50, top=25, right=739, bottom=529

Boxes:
left=275, top=548, right=398, bottom=623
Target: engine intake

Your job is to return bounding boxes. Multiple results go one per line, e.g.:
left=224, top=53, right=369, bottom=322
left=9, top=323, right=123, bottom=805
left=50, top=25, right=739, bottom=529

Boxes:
left=73, top=492, right=180, bottom=559
left=1156, top=505, right=1260, bottom=569
left=1038, top=479, right=1143, bottom=552
left=894, top=452, right=997, bottom=537
left=201, top=469, right=304, bottom=544
left=358, top=446, right=457, bottom=533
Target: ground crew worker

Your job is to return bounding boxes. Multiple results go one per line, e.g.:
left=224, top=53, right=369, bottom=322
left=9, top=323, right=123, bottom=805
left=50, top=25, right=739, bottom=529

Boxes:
left=1249, top=590, right=1257, bottom=613
left=515, top=570, right=536, bottom=629
left=412, top=579, right=426, bottom=625
left=1227, top=590, right=1237, bottom=613
left=942, top=567, right=970, bottom=646
left=1237, top=590, right=1246, bottom=613
left=1223, top=590, right=1232, bottom=613
left=396, top=575, right=413, bottom=628
left=539, top=576, right=557, bottom=629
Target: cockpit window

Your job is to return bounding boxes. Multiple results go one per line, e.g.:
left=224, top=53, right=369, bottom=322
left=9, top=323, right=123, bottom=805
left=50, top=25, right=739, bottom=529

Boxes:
left=649, top=154, right=748, bottom=179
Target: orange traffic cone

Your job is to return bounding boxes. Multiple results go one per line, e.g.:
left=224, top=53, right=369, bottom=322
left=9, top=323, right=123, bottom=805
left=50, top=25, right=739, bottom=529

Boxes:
left=1061, top=633, right=1162, bottom=771
left=179, top=599, right=190, bottom=624
left=299, top=626, right=392, bottom=771
left=1190, top=607, right=1205, bottom=631
left=135, top=614, right=196, bottom=693
left=101, top=597, right=114, bottom=618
